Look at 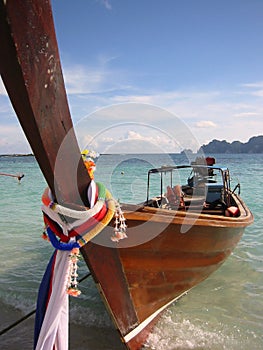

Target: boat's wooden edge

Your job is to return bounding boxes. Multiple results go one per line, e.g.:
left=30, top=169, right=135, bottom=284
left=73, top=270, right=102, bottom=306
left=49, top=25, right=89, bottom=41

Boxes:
left=81, top=243, right=139, bottom=336
left=123, top=290, right=189, bottom=347
left=122, top=195, right=254, bottom=228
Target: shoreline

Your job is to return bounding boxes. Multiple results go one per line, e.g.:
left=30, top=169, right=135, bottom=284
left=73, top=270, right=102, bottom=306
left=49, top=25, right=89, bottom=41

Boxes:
left=0, top=154, right=34, bottom=158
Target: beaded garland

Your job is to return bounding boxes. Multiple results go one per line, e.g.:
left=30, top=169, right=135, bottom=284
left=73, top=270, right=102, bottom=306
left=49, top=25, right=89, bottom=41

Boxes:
left=41, top=150, right=127, bottom=297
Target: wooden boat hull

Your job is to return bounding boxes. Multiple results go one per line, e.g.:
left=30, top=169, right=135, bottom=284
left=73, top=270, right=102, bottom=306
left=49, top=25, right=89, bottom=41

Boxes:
left=82, top=194, right=253, bottom=349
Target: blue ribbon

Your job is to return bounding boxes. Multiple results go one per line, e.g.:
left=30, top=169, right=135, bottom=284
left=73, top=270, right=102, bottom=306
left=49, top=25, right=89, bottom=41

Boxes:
left=46, top=227, right=80, bottom=251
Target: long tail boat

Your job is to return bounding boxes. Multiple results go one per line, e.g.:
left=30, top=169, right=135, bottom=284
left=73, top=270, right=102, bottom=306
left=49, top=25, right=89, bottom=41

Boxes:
left=0, top=1, right=253, bottom=349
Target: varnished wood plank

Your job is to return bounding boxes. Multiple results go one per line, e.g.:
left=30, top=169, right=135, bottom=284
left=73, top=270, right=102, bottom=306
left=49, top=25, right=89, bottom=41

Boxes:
left=81, top=242, right=139, bottom=336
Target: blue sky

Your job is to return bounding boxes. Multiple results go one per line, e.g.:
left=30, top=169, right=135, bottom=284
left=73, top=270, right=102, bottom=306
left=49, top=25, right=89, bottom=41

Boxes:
left=0, top=0, right=263, bottom=153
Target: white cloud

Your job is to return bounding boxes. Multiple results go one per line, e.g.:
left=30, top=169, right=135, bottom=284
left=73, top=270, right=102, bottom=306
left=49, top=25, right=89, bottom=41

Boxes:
left=63, top=63, right=131, bottom=97
left=97, top=0, right=112, bottom=10
left=125, top=130, right=144, bottom=140
left=0, top=125, right=31, bottom=154
left=69, top=77, right=263, bottom=149
left=195, top=120, right=217, bottom=128
left=251, top=90, right=263, bottom=97
left=63, top=65, right=105, bottom=94
left=1, top=59, right=263, bottom=154
left=238, top=81, right=263, bottom=98
left=241, top=81, right=263, bottom=88
left=234, top=112, right=261, bottom=118
left=74, top=104, right=203, bottom=153
left=111, top=90, right=221, bottom=108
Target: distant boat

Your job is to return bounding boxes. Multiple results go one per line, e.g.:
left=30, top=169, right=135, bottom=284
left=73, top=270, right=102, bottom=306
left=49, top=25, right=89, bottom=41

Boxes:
left=0, top=2, right=253, bottom=349
left=0, top=172, right=24, bottom=182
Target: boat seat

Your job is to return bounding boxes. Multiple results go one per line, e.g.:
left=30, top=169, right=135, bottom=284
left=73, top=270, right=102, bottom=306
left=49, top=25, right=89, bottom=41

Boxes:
left=166, top=185, right=185, bottom=210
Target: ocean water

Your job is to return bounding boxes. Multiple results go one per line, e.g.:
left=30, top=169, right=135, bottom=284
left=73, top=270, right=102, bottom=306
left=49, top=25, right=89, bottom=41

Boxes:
left=0, top=153, right=262, bottom=350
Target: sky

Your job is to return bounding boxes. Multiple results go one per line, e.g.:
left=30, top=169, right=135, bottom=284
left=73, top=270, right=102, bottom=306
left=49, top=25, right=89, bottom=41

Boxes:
left=0, top=0, right=263, bottom=154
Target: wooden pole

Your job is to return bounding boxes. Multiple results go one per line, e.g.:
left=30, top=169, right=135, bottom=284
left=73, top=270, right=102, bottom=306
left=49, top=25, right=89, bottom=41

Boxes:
left=0, top=0, right=91, bottom=206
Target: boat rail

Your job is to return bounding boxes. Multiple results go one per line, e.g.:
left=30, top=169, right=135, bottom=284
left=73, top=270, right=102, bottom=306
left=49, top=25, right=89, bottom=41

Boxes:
left=146, top=164, right=238, bottom=214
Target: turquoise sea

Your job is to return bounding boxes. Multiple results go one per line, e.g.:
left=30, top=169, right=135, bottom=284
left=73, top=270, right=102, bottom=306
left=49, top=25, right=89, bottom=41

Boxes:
left=0, top=153, right=262, bottom=349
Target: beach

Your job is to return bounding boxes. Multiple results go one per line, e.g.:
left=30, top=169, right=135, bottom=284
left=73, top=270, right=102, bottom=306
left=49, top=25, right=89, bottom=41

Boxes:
left=0, top=153, right=262, bottom=349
